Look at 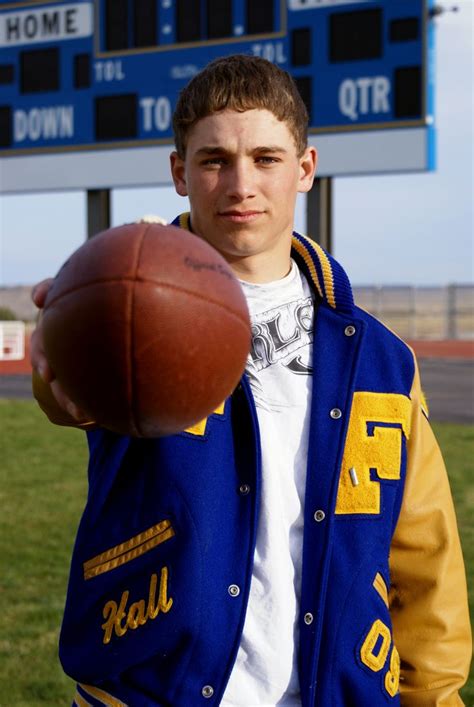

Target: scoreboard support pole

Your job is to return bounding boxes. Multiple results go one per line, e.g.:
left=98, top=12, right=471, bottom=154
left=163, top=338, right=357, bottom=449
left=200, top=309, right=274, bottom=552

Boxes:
left=87, top=189, right=111, bottom=239
left=307, top=177, right=333, bottom=254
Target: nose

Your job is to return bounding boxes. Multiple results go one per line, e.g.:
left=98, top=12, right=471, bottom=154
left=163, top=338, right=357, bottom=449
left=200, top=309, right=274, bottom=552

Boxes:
left=225, top=159, right=256, bottom=201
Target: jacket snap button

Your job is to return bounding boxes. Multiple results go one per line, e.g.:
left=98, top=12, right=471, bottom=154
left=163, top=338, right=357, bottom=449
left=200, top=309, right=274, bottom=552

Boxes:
left=304, top=612, right=314, bottom=625
left=228, top=584, right=240, bottom=597
left=344, top=325, right=356, bottom=337
left=202, top=685, right=214, bottom=698
left=314, top=509, right=325, bottom=522
left=239, top=484, right=250, bottom=495
left=330, top=408, right=342, bottom=419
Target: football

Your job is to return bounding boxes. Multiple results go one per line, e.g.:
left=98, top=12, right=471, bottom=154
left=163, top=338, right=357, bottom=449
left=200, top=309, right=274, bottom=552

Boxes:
left=41, top=222, right=251, bottom=436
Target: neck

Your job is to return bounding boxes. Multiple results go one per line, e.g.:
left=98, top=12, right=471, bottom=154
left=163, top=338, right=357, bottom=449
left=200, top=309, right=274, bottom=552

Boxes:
left=226, top=252, right=293, bottom=284
left=180, top=212, right=293, bottom=284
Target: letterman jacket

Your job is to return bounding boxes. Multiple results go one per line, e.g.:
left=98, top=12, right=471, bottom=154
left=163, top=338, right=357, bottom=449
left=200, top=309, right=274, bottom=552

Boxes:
left=34, top=215, right=471, bottom=706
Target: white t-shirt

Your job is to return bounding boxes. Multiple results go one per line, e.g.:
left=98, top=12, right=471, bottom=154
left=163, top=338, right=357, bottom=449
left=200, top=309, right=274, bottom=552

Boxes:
left=222, top=259, right=315, bottom=707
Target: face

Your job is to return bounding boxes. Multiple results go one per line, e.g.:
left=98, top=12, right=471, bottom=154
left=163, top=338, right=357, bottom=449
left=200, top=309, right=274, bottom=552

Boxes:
left=170, top=109, right=317, bottom=282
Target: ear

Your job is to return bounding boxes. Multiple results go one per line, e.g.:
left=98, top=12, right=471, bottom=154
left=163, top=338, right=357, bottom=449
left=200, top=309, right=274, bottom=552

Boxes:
left=170, top=151, right=188, bottom=197
left=297, top=146, right=318, bottom=194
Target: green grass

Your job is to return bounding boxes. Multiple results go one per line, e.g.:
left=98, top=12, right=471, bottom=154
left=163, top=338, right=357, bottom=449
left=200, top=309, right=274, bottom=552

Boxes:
left=432, top=422, right=474, bottom=707
left=0, top=402, right=472, bottom=705
left=0, top=400, right=87, bottom=706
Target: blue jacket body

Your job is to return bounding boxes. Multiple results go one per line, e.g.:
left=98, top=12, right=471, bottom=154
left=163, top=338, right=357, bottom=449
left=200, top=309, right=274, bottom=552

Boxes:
left=59, top=223, right=468, bottom=707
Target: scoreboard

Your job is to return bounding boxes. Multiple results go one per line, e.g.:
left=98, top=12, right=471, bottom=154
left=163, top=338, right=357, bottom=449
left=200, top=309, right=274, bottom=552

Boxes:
left=0, top=0, right=436, bottom=192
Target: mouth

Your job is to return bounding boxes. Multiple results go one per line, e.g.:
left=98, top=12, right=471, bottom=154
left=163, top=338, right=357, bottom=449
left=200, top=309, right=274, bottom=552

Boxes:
left=217, top=210, right=263, bottom=224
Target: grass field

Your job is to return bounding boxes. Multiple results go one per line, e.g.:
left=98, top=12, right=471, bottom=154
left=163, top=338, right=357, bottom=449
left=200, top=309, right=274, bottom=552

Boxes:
left=0, top=400, right=472, bottom=706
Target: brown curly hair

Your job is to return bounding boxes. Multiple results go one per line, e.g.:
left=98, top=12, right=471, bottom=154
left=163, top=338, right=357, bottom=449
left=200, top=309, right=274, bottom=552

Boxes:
left=172, top=54, right=309, bottom=158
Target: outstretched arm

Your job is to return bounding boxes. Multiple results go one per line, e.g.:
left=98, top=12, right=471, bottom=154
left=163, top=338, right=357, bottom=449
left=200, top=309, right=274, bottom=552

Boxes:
left=30, top=279, right=96, bottom=429
left=389, top=357, right=471, bottom=705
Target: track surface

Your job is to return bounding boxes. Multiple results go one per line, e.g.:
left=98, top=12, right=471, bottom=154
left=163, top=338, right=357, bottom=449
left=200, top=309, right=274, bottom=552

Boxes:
left=1, top=357, right=472, bottom=425
left=417, top=358, right=473, bottom=424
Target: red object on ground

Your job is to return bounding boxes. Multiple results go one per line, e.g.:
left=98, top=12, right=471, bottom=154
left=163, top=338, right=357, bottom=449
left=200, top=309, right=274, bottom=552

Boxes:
left=0, top=332, right=32, bottom=375
left=407, top=340, right=474, bottom=360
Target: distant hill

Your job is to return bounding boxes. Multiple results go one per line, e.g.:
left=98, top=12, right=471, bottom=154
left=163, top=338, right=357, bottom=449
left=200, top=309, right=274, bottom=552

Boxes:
left=0, top=286, right=37, bottom=322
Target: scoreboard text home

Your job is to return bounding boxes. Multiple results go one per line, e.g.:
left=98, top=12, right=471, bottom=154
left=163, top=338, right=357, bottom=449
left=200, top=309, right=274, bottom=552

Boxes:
left=0, top=0, right=434, bottom=156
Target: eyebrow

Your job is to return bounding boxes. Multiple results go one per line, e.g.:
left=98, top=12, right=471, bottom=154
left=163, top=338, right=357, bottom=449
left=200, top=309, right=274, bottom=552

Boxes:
left=195, top=145, right=288, bottom=156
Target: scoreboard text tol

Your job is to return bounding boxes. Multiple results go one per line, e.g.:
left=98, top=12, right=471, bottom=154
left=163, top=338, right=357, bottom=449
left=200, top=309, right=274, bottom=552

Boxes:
left=0, top=0, right=435, bottom=155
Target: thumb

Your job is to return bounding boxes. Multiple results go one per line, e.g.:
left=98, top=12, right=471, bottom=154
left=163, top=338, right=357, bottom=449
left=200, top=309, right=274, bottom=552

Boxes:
left=31, top=278, right=54, bottom=309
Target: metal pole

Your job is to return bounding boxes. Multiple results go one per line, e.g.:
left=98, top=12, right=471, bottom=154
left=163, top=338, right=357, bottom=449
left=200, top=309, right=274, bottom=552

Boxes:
left=446, top=284, right=457, bottom=339
left=409, top=286, right=417, bottom=339
left=306, top=177, right=333, bottom=253
left=87, top=189, right=111, bottom=239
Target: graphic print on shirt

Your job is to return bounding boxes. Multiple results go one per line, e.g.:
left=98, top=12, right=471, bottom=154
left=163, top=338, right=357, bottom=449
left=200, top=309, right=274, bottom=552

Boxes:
left=249, top=296, right=313, bottom=374
left=245, top=295, right=314, bottom=412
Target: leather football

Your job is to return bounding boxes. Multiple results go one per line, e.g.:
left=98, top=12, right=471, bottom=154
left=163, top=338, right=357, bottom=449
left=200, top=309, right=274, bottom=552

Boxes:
left=42, top=222, right=251, bottom=437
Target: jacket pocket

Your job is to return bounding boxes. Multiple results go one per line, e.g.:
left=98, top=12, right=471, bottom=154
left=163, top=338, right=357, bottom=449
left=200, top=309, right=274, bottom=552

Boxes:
left=83, top=519, right=175, bottom=580
left=325, top=560, right=401, bottom=705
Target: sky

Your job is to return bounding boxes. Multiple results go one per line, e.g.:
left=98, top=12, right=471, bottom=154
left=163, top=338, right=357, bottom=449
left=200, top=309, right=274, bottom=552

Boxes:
left=0, top=1, right=472, bottom=288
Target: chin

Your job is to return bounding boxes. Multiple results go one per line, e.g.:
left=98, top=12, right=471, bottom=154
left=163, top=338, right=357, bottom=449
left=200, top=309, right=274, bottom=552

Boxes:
left=211, top=234, right=260, bottom=258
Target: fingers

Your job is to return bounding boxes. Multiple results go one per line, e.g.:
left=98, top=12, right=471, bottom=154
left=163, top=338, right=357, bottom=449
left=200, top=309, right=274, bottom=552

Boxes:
left=50, top=380, right=90, bottom=422
left=30, top=331, right=80, bottom=416
left=31, top=278, right=54, bottom=308
left=32, top=370, right=95, bottom=427
left=30, top=278, right=55, bottom=382
left=30, top=323, right=55, bottom=383
left=30, top=277, right=93, bottom=426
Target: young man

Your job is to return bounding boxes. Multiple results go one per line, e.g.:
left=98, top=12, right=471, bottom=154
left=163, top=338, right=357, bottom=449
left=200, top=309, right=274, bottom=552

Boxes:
left=31, top=55, right=471, bottom=706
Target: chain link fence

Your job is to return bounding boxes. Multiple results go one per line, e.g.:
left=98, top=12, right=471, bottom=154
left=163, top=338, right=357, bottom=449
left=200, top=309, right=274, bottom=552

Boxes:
left=353, top=285, right=474, bottom=340
left=1, top=284, right=473, bottom=341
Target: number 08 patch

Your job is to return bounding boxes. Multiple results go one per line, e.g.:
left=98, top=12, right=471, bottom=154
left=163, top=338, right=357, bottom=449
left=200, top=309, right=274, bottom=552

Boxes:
left=359, top=619, right=400, bottom=698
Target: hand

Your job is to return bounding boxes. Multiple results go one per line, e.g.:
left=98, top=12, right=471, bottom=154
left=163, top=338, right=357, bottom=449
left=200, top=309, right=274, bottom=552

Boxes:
left=30, top=278, right=54, bottom=382
left=30, top=279, right=89, bottom=422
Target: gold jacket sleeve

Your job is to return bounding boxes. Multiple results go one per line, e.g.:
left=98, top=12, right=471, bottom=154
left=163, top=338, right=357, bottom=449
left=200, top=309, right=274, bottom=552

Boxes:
left=389, top=355, right=472, bottom=705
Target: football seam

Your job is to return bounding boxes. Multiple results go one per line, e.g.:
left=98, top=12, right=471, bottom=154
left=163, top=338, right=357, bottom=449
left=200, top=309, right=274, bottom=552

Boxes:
left=130, top=226, right=149, bottom=437
left=45, top=277, right=251, bottom=327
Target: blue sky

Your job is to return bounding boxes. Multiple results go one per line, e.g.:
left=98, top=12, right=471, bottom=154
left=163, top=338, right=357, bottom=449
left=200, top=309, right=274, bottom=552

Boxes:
left=0, top=1, right=472, bottom=287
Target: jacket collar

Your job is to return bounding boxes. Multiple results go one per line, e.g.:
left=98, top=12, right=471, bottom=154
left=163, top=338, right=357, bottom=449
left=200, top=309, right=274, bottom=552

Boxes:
left=172, top=212, right=354, bottom=315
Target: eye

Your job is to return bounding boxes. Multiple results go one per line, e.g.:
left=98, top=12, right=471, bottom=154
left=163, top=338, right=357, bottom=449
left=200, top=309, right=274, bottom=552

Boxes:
left=202, top=157, right=226, bottom=167
left=256, top=155, right=280, bottom=164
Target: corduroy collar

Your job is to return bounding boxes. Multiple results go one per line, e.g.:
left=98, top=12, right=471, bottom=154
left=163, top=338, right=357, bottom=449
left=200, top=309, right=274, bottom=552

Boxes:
left=172, top=212, right=354, bottom=316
